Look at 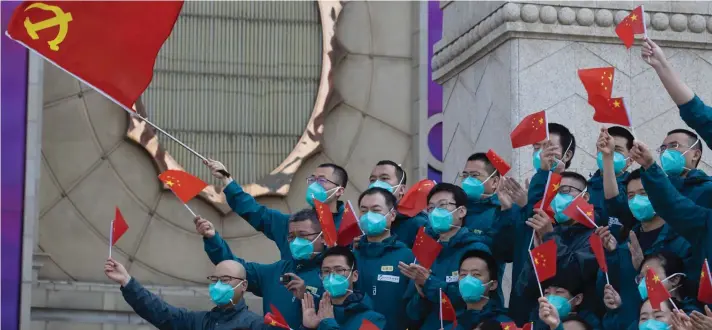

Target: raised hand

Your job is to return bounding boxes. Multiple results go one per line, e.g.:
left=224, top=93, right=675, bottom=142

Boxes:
left=690, top=306, right=712, bottom=330
left=301, top=292, right=321, bottom=329
left=501, top=176, right=528, bottom=207
left=628, top=231, right=644, bottom=271
left=630, top=141, right=655, bottom=169
left=526, top=209, right=554, bottom=237
left=603, top=284, right=622, bottom=310
left=496, top=177, right=514, bottom=210
left=595, top=226, right=618, bottom=252
left=642, top=38, right=667, bottom=70
left=104, top=258, right=131, bottom=286
left=539, top=141, right=559, bottom=172
left=194, top=216, right=216, bottom=238
left=597, top=128, right=615, bottom=156
left=672, top=310, right=693, bottom=330
left=317, top=292, right=334, bottom=320
left=203, top=159, right=230, bottom=181
left=284, top=272, right=306, bottom=300
left=538, top=297, right=561, bottom=329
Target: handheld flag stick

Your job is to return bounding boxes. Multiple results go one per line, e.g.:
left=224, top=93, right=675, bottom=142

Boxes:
left=109, top=220, right=114, bottom=259
left=669, top=297, right=679, bottom=311
left=529, top=231, right=536, bottom=250
left=576, top=206, right=599, bottom=228
left=183, top=203, right=197, bottom=218
left=528, top=250, right=545, bottom=297
left=439, top=288, right=444, bottom=330
left=605, top=272, right=610, bottom=285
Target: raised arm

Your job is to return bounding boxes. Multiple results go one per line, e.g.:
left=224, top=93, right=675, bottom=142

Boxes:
left=642, top=38, right=694, bottom=105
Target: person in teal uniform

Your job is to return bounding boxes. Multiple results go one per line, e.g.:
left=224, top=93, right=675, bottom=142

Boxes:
left=367, top=160, right=428, bottom=248
left=205, top=159, right=347, bottom=261
left=529, top=123, right=577, bottom=193
left=354, top=187, right=415, bottom=330
left=456, top=249, right=512, bottom=330
left=198, top=210, right=326, bottom=329
left=301, top=246, right=386, bottom=330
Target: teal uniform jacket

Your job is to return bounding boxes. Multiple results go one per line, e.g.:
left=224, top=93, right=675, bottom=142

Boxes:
left=679, top=95, right=712, bottom=150
left=404, top=227, right=492, bottom=330
left=204, top=232, right=324, bottom=329
left=528, top=309, right=601, bottom=330
left=353, top=236, right=414, bottom=330
left=455, top=302, right=512, bottom=330
left=121, top=277, right=268, bottom=330
left=223, top=181, right=345, bottom=261
left=587, top=170, right=631, bottom=240
left=392, top=211, right=429, bottom=248
left=314, top=293, right=386, bottom=330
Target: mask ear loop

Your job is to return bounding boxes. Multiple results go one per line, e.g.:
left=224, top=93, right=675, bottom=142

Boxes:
left=308, top=232, right=324, bottom=255
left=680, top=138, right=701, bottom=172
left=553, top=139, right=574, bottom=169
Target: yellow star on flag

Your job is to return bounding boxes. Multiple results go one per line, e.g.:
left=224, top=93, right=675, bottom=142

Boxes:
left=166, top=180, right=174, bottom=186
left=631, top=14, right=637, bottom=21
left=504, top=326, right=510, bottom=330
left=702, top=271, right=705, bottom=279
left=653, top=274, right=660, bottom=283
left=538, top=118, right=544, bottom=125
left=270, top=321, right=277, bottom=326
left=553, top=183, right=560, bottom=191
left=613, top=100, right=621, bottom=107
left=608, top=74, right=613, bottom=81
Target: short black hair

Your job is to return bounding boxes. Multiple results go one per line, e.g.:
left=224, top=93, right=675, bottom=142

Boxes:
left=321, top=246, right=357, bottom=270
left=474, top=319, right=502, bottom=330
left=319, top=163, right=348, bottom=188
left=459, top=249, right=498, bottom=280
left=607, top=126, right=634, bottom=151
left=466, top=153, right=497, bottom=177
left=561, top=315, right=592, bottom=330
left=549, top=123, right=576, bottom=168
left=376, top=160, right=406, bottom=186
left=667, top=128, right=703, bottom=166
left=427, top=183, right=468, bottom=208
left=290, top=208, right=320, bottom=227
left=561, top=171, right=587, bottom=189
left=358, top=187, right=397, bottom=210
left=624, top=168, right=643, bottom=188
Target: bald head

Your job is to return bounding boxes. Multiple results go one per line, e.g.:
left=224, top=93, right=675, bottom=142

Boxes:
left=215, top=260, right=246, bottom=278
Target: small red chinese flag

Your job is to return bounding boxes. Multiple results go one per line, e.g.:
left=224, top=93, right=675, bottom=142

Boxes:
left=578, top=67, right=614, bottom=101
left=159, top=170, right=208, bottom=204
left=440, top=290, right=458, bottom=328
left=589, top=95, right=632, bottom=127
left=522, top=323, right=533, bottom=330
left=7, top=1, right=183, bottom=109
left=397, top=179, right=436, bottom=217
left=563, top=197, right=596, bottom=229
left=615, top=5, right=646, bottom=48
left=589, top=233, right=608, bottom=273
left=698, top=259, right=712, bottom=304
left=500, top=322, right=518, bottom=330
left=531, top=239, right=557, bottom=282
left=646, top=267, right=671, bottom=310
left=337, top=201, right=362, bottom=246
left=486, top=149, right=511, bottom=176
left=412, top=227, right=442, bottom=270
left=314, top=199, right=338, bottom=247
left=264, top=304, right=289, bottom=329
left=359, top=319, right=380, bottom=330
left=536, top=172, right=562, bottom=220
left=111, top=207, right=129, bottom=246
left=511, top=110, right=548, bottom=148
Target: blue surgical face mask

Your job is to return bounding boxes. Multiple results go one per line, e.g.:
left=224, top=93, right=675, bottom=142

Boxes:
left=209, top=281, right=243, bottom=306
left=369, top=180, right=396, bottom=193
left=550, top=193, right=575, bottom=223
left=533, top=150, right=544, bottom=170
left=458, top=275, right=490, bottom=302
left=660, top=149, right=688, bottom=176
left=305, top=182, right=337, bottom=207
left=429, top=207, right=457, bottom=233
left=628, top=195, right=656, bottom=222
left=597, top=151, right=628, bottom=174
left=546, top=294, right=573, bottom=318
left=462, top=177, right=486, bottom=200
left=289, top=233, right=322, bottom=260
left=639, top=319, right=670, bottom=330
left=323, top=273, right=351, bottom=297
left=359, top=211, right=389, bottom=236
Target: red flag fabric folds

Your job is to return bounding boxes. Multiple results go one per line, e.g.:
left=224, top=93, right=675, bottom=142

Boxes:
left=337, top=201, right=362, bottom=246
left=615, top=5, right=646, bottom=48
left=158, top=170, right=208, bottom=204
left=531, top=239, right=557, bottom=282
left=486, top=149, right=511, bottom=176
left=440, top=290, right=457, bottom=328
left=511, top=111, right=548, bottom=148
left=578, top=67, right=614, bottom=101
left=264, top=304, right=290, bottom=330
left=699, top=259, right=712, bottom=304
left=398, top=180, right=436, bottom=217
left=590, top=95, right=632, bottom=127
left=412, top=227, right=442, bottom=270
left=646, top=268, right=671, bottom=310
left=589, top=233, right=608, bottom=272
left=314, top=200, right=338, bottom=247
left=111, top=207, right=129, bottom=246
left=563, top=197, right=596, bottom=229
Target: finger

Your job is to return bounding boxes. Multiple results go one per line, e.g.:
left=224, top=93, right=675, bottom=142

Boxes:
left=706, top=305, right=712, bottom=317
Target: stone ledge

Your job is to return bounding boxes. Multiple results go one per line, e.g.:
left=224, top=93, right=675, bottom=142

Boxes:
left=433, top=2, right=712, bottom=82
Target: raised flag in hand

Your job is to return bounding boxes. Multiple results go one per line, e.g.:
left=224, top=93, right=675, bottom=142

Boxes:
left=616, top=5, right=646, bottom=48
left=314, top=200, right=337, bottom=247
left=486, top=149, right=511, bottom=176
left=511, top=110, right=548, bottom=148
left=578, top=67, right=614, bottom=101
left=646, top=268, right=671, bottom=310
left=265, top=304, right=290, bottom=330
left=412, top=227, right=441, bottom=270
left=531, top=239, right=557, bottom=282
left=111, top=207, right=129, bottom=246
left=440, top=290, right=457, bottom=328
left=158, top=170, right=208, bottom=203
left=397, top=179, right=435, bottom=217
left=337, top=201, right=362, bottom=246
left=589, top=96, right=632, bottom=127
left=563, top=197, right=596, bottom=228
left=699, top=259, right=712, bottom=304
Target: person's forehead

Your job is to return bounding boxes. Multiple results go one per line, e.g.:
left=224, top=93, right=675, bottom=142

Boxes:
left=461, top=257, right=487, bottom=271
left=641, top=259, right=664, bottom=275
left=626, top=178, right=644, bottom=192
left=314, top=166, right=335, bottom=178
left=561, top=177, right=584, bottom=190
left=214, top=263, right=237, bottom=277
left=663, top=133, right=690, bottom=145
left=429, top=191, right=453, bottom=203
left=549, top=133, right=562, bottom=146
left=360, top=193, right=386, bottom=208
left=289, top=220, right=317, bottom=232
left=464, top=159, right=487, bottom=172
left=562, top=320, right=586, bottom=330
left=611, top=136, right=630, bottom=150
left=371, top=164, right=396, bottom=177
left=323, top=255, right=348, bottom=267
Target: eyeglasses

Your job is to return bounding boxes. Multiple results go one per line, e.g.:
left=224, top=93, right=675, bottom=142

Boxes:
left=319, top=267, right=351, bottom=278
left=426, top=201, right=457, bottom=213
left=307, top=176, right=339, bottom=187
left=656, top=142, right=689, bottom=154
left=207, top=275, right=244, bottom=284
left=558, top=185, right=583, bottom=195
left=287, top=232, right=320, bottom=241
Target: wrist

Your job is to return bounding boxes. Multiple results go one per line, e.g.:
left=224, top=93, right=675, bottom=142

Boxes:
left=222, top=177, right=234, bottom=186
left=602, top=153, right=613, bottom=159
left=121, top=276, right=131, bottom=287
left=642, top=161, right=655, bottom=170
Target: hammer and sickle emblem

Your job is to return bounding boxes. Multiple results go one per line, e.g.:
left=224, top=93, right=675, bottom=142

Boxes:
left=23, top=3, right=73, bottom=51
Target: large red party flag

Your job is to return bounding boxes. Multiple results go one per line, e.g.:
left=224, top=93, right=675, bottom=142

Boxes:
left=6, top=1, right=183, bottom=109
left=486, top=149, right=511, bottom=176
left=589, top=233, right=608, bottom=273
left=511, top=111, right=548, bottom=148
left=563, top=197, right=596, bottom=228
left=589, top=95, right=632, bottom=127
left=531, top=239, right=557, bottom=282
left=397, top=179, right=436, bottom=217
left=314, top=200, right=338, bottom=247
left=412, top=227, right=442, bottom=270
left=578, top=67, right=614, bottom=101
left=616, top=5, right=646, bottom=48
left=337, top=201, right=362, bottom=246
left=159, top=170, right=208, bottom=203
left=440, top=290, right=458, bottom=328
left=699, top=259, right=712, bottom=304
left=646, top=268, right=671, bottom=310
left=264, top=304, right=289, bottom=329
left=359, top=319, right=379, bottom=330
left=111, top=207, right=129, bottom=246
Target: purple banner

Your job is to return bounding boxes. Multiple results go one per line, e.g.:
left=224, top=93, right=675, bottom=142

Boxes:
left=427, top=0, right=443, bottom=182
left=1, top=2, right=28, bottom=330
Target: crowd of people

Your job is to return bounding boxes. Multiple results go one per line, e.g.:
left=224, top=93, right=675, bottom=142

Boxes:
left=101, top=38, right=712, bottom=330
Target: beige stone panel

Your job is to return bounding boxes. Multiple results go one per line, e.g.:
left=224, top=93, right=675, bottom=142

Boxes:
left=368, top=58, right=412, bottom=134
left=125, top=261, right=195, bottom=287
left=518, top=39, right=572, bottom=71
left=472, top=104, right=513, bottom=162
left=544, top=95, right=599, bottom=176
left=336, top=1, right=372, bottom=54
left=672, top=51, right=712, bottom=105
left=670, top=1, right=709, bottom=15
left=39, top=199, right=131, bottom=281
left=83, top=90, right=130, bottom=152
left=221, top=231, right=281, bottom=265
left=46, top=289, right=105, bottom=310
left=116, top=325, right=153, bottom=330
left=579, top=42, right=637, bottom=77
left=323, top=104, right=364, bottom=165
left=31, top=321, right=46, bottom=330
left=284, top=153, right=332, bottom=212
left=345, top=117, right=411, bottom=193
left=42, top=97, right=103, bottom=190
left=36, top=256, right=73, bottom=281
left=39, top=157, right=62, bottom=215
left=518, top=44, right=579, bottom=115
left=443, top=125, right=475, bottom=183
left=442, top=80, right=473, bottom=158
left=42, top=63, right=80, bottom=105
left=340, top=179, right=364, bottom=212
left=153, top=191, right=223, bottom=233
left=47, top=321, right=101, bottom=330
left=107, top=142, right=162, bottom=210
left=133, top=217, right=215, bottom=283
left=335, top=54, right=373, bottom=113
left=66, top=160, right=151, bottom=253
left=368, top=1, right=413, bottom=58
left=458, top=53, right=489, bottom=97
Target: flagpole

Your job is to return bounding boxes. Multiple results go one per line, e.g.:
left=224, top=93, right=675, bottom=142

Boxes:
left=439, top=288, right=444, bottom=330
left=528, top=250, right=545, bottom=297
left=575, top=206, right=598, bottom=228
left=109, top=220, right=114, bottom=259
left=605, top=271, right=610, bottom=285
left=669, top=297, right=679, bottom=311
left=183, top=203, right=197, bottom=218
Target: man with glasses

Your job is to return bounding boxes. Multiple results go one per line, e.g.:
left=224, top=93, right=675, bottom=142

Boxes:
left=301, top=246, right=386, bottom=330
left=354, top=187, right=415, bottom=330
left=204, top=160, right=347, bottom=261
left=197, top=210, right=325, bottom=329
left=367, top=160, right=428, bottom=248
left=103, top=257, right=269, bottom=330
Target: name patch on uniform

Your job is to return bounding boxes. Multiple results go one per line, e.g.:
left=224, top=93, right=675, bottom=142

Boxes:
left=608, top=217, right=621, bottom=226
left=452, top=271, right=458, bottom=276
left=306, top=286, right=318, bottom=294
left=472, top=229, right=483, bottom=235
left=381, top=265, right=394, bottom=272
left=446, top=275, right=459, bottom=283
left=377, top=274, right=400, bottom=283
